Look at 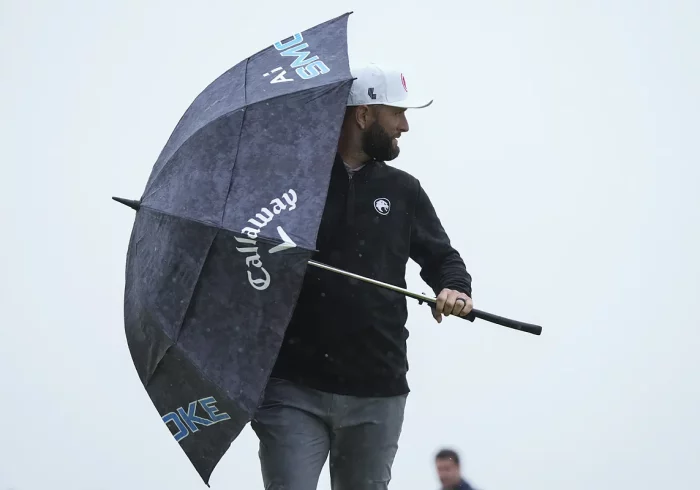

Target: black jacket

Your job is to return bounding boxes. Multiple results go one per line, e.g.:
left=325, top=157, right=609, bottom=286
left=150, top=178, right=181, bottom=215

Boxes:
left=271, top=153, right=472, bottom=397
left=442, top=479, right=477, bottom=490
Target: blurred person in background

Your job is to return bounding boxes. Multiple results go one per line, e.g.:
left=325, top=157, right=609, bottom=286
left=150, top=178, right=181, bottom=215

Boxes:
left=435, top=448, right=478, bottom=490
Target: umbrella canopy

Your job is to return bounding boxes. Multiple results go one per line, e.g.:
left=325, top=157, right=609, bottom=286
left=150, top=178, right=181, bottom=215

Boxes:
left=117, top=13, right=354, bottom=484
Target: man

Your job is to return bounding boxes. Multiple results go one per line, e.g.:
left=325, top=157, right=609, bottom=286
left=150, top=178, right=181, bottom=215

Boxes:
left=251, top=62, right=474, bottom=490
left=435, top=449, right=478, bottom=490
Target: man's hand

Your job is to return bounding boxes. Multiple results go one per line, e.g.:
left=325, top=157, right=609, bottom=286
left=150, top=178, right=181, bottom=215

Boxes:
left=432, top=288, right=473, bottom=323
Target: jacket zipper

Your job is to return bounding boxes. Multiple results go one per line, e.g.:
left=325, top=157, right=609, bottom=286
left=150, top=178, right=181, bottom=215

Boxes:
left=346, top=172, right=355, bottom=225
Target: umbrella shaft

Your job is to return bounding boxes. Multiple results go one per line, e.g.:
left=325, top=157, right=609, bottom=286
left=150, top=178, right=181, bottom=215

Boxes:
left=307, top=260, right=435, bottom=304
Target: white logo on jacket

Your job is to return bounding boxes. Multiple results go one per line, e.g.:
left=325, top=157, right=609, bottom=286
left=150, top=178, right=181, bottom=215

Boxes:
left=373, top=198, right=391, bottom=215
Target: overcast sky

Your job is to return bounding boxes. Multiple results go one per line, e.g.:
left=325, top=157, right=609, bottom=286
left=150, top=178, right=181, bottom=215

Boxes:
left=2, top=1, right=699, bottom=489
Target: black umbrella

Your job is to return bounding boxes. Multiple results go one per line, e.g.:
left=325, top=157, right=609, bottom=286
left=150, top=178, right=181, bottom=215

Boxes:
left=112, top=11, right=542, bottom=486
left=114, top=13, right=356, bottom=485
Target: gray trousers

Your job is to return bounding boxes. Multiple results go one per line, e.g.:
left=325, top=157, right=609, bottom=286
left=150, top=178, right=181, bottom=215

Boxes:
left=251, top=377, right=407, bottom=490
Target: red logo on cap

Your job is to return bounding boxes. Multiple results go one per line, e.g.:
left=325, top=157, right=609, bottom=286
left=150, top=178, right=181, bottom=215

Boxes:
left=401, top=73, right=408, bottom=92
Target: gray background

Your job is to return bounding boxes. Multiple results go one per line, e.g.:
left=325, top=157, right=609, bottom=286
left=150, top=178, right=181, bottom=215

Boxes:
left=1, top=1, right=698, bottom=489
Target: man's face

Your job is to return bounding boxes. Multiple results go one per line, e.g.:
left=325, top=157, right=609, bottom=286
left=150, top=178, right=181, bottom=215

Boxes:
left=436, top=457, right=461, bottom=487
left=360, top=105, right=409, bottom=162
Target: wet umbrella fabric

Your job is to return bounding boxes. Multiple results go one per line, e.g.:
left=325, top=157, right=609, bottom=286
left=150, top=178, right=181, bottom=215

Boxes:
left=118, top=13, right=354, bottom=484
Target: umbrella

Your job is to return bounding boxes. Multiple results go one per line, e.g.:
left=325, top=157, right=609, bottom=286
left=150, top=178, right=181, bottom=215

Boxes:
left=112, top=11, right=543, bottom=485
left=113, top=13, right=356, bottom=485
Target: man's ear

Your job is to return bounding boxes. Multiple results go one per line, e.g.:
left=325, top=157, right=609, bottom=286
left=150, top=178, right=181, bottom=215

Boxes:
left=354, top=105, right=372, bottom=130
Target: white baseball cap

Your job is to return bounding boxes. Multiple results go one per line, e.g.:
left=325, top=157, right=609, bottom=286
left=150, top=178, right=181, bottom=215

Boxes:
left=347, top=63, right=433, bottom=109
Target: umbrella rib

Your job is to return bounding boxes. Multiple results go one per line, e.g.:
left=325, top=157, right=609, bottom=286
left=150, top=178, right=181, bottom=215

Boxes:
left=220, top=57, right=250, bottom=228
left=131, top=202, right=299, bottom=249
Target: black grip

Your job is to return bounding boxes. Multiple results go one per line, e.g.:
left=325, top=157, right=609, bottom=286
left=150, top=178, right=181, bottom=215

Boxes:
left=470, top=308, right=542, bottom=335
left=423, top=301, right=542, bottom=336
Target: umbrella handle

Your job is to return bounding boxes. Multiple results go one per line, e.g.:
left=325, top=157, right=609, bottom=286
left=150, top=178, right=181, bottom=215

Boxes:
left=307, top=260, right=542, bottom=336
left=471, top=309, right=542, bottom=336
left=417, top=297, right=542, bottom=336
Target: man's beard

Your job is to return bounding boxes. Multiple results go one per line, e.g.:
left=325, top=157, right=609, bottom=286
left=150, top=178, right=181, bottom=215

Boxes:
left=361, top=121, right=400, bottom=162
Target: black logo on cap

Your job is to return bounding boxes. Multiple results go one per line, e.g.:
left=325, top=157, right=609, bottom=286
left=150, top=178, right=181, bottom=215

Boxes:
left=368, top=88, right=377, bottom=100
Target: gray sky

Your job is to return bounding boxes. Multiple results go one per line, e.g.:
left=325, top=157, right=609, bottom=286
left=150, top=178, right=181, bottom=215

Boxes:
left=2, top=1, right=699, bottom=489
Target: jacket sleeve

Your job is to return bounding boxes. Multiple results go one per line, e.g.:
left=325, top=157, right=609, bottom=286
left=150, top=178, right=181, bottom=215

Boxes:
left=409, top=181, right=473, bottom=299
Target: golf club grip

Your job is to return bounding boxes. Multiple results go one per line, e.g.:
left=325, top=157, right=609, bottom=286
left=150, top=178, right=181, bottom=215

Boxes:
left=471, top=309, right=542, bottom=335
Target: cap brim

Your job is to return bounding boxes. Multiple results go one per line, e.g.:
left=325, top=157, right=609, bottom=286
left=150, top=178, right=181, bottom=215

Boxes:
left=386, top=96, right=433, bottom=109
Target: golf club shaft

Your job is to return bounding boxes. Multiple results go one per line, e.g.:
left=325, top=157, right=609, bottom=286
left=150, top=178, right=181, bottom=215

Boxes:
left=307, top=260, right=542, bottom=336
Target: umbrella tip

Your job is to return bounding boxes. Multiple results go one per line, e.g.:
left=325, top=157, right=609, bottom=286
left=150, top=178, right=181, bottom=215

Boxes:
left=112, top=196, right=141, bottom=211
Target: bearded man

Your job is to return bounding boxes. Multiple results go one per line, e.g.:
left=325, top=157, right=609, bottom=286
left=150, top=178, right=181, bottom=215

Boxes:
left=251, top=63, right=475, bottom=490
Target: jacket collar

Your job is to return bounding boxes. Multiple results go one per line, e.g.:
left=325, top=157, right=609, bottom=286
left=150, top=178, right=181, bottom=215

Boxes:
left=333, top=152, right=380, bottom=180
